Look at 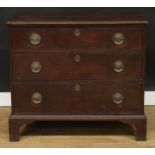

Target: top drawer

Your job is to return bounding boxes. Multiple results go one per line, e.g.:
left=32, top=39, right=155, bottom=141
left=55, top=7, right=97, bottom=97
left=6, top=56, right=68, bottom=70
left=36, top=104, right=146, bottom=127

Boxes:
left=10, top=27, right=144, bottom=51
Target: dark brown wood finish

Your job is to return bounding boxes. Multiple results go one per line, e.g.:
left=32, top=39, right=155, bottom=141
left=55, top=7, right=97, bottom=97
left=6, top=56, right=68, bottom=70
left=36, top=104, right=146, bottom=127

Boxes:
left=7, top=11, right=148, bottom=25
left=8, top=11, right=148, bottom=141
left=12, top=52, right=143, bottom=80
left=10, top=27, right=144, bottom=50
left=13, top=82, right=143, bottom=114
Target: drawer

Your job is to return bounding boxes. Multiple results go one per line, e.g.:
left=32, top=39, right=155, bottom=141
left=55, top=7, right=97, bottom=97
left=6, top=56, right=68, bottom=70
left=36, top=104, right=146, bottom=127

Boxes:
left=12, top=53, right=143, bottom=81
left=13, top=82, right=143, bottom=114
left=11, top=27, right=143, bottom=50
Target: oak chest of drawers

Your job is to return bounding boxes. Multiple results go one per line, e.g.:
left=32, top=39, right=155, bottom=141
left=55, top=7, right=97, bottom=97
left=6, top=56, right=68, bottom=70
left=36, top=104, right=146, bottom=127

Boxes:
left=7, top=11, right=148, bottom=141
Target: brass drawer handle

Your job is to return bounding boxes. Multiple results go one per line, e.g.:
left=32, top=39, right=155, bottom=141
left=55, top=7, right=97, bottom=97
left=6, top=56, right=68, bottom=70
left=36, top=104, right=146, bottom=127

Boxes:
left=31, top=92, right=43, bottom=104
left=30, top=61, right=42, bottom=73
left=74, top=84, right=80, bottom=92
left=29, top=32, right=42, bottom=45
left=74, top=29, right=80, bottom=37
left=112, top=33, right=125, bottom=45
left=74, top=54, right=81, bottom=63
left=112, top=92, right=124, bottom=104
left=112, top=60, right=125, bottom=73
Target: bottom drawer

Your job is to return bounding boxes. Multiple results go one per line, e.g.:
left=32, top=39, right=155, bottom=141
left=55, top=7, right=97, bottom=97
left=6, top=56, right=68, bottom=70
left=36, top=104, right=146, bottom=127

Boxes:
left=12, top=82, right=143, bottom=115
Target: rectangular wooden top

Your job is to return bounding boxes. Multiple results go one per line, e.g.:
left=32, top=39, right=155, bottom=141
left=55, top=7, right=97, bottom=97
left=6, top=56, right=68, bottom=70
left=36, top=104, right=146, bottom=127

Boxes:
left=7, top=10, right=148, bottom=25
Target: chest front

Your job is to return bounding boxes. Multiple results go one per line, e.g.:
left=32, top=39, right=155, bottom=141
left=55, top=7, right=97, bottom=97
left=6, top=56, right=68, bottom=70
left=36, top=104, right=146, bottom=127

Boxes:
left=7, top=12, right=148, bottom=141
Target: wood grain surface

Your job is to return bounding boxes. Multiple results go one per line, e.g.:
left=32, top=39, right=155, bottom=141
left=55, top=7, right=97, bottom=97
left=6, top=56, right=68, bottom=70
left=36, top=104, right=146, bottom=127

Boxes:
left=8, top=12, right=147, bottom=141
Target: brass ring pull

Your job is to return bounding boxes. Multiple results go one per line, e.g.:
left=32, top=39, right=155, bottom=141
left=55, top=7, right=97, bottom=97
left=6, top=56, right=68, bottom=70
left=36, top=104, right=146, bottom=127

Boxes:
left=74, top=84, right=80, bottom=92
left=30, top=61, right=42, bottom=73
left=74, top=54, right=81, bottom=63
left=74, top=29, right=80, bottom=37
left=31, top=92, right=43, bottom=104
left=112, top=60, right=125, bottom=73
left=29, top=32, right=42, bottom=45
left=112, top=92, right=124, bottom=104
left=112, top=32, right=125, bottom=45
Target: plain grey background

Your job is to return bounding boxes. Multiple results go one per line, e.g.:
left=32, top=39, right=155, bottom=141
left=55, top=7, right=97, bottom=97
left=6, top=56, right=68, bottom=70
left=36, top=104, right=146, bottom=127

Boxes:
left=0, top=7, right=155, bottom=92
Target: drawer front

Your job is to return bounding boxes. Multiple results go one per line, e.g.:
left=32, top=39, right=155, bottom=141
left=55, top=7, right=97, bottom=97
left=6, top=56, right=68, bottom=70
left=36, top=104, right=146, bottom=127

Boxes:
left=11, top=27, right=143, bottom=50
left=12, top=53, right=143, bottom=80
left=13, top=82, right=143, bottom=114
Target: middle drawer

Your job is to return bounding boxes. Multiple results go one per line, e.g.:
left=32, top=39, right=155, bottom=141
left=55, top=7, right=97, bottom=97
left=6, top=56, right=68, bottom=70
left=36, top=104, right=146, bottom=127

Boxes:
left=12, top=52, right=143, bottom=81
